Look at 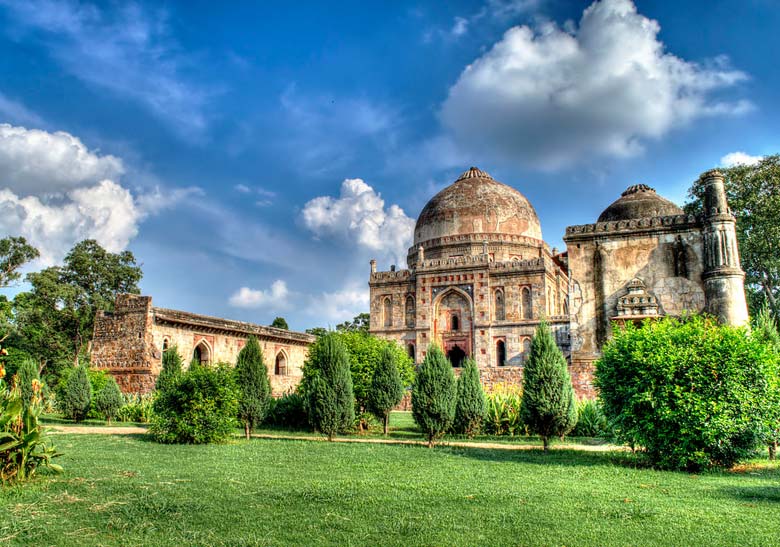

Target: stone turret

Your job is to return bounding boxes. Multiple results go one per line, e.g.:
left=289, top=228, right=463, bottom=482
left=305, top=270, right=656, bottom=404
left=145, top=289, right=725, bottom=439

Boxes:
left=700, top=170, right=749, bottom=326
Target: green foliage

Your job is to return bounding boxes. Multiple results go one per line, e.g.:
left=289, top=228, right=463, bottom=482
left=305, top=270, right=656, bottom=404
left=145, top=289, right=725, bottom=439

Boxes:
left=150, top=363, right=239, bottom=444
left=156, top=346, right=183, bottom=390
left=596, top=315, right=774, bottom=470
left=483, top=384, right=524, bottom=436
left=235, top=336, right=271, bottom=438
left=59, top=366, right=92, bottom=422
left=115, top=393, right=154, bottom=423
left=336, top=312, right=370, bottom=333
left=1, top=359, right=62, bottom=484
left=94, top=377, right=124, bottom=424
left=14, top=358, right=40, bottom=412
left=520, top=321, right=577, bottom=450
left=411, top=345, right=456, bottom=446
left=453, top=358, right=486, bottom=437
left=571, top=399, right=611, bottom=438
left=270, top=317, right=289, bottom=330
left=267, top=392, right=308, bottom=429
left=751, top=306, right=780, bottom=458
left=686, top=156, right=780, bottom=316
left=0, top=236, right=39, bottom=288
left=1, top=347, right=34, bottom=380
left=366, top=346, right=404, bottom=434
left=301, top=333, right=355, bottom=440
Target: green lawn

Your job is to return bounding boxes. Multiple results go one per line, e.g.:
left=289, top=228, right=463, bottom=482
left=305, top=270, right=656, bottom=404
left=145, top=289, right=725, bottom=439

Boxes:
left=2, top=430, right=779, bottom=547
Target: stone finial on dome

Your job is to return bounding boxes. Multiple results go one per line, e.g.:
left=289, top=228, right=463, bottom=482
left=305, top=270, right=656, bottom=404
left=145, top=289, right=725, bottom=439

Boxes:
left=621, top=184, right=655, bottom=196
left=455, top=166, right=494, bottom=182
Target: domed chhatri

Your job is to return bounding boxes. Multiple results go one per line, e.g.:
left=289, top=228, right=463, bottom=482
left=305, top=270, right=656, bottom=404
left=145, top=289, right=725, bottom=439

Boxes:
left=409, top=167, right=544, bottom=266
left=597, top=184, right=684, bottom=222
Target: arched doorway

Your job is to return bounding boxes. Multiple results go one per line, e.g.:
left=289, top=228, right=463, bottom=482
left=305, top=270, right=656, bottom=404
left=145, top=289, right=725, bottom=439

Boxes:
left=496, top=340, right=506, bottom=367
left=275, top=351, right=288, bottom=376
left=192, top=341, right=210, bottom=366
left=447, top=344, right=466, bottom=367
left=407, top=343, right=415, bottom=361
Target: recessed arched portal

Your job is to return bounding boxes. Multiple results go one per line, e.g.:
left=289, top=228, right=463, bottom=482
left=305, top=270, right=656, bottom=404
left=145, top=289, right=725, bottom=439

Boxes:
left=447, top=344, right=466, bottom=367
left=275, top=351, right=288, bottom=376
left=192, top=340, right=211, bottom=366
left=497, top=340, right=506, bottom=367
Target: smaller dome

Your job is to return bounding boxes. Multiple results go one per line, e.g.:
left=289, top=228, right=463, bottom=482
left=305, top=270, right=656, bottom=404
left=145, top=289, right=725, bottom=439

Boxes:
left=598, top=184, right=683, bottom=222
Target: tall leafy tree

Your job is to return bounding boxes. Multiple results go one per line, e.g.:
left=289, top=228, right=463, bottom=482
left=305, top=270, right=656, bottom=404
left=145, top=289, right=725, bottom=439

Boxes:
left=336, top=313, right=370, bottom=333
left=686, top=155, right=780, bottom=315
left=270, top=317, right=289, bottom=330
left=301, top=333, right=355, bottom=441
left=454, top=358, right=486, bottom=438
left=367, top=346, right=404, bottom=435
left=0, top=236, right=39, bottom=288
left=520, top=321, right=577, bottom=451
left=235, top=336, right=272, bottom=439
left=412, top=345, right=457, bottom=447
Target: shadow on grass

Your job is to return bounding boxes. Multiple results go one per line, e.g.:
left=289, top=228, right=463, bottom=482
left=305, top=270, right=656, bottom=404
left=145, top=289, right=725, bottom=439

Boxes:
left=718, top=486, right=780, bottom=503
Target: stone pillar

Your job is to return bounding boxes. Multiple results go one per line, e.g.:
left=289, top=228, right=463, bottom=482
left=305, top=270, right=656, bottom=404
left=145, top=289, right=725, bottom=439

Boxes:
left=701, top=170, right=749, bottom=326
left=417, top=245, right=425, bottom=267
left=370, top=259, right=377, bottom=274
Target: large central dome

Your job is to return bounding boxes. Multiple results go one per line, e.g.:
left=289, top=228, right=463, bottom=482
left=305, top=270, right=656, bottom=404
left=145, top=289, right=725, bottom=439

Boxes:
left=408, top=167, right=544, bottom=267
left=414, top=167, right=542, bottom=245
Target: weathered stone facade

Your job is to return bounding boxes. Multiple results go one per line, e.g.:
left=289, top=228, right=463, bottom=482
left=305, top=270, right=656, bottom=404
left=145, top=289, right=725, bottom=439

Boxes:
left=91, top=294, right=315, bottom=394
left=370, top=167, right=748, bottom=399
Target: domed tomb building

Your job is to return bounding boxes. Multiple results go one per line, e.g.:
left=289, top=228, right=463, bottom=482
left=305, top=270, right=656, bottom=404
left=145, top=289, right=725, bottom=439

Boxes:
left=369, top=167, right=572, bottom=390
left=370, top=167, right=749, bottom=398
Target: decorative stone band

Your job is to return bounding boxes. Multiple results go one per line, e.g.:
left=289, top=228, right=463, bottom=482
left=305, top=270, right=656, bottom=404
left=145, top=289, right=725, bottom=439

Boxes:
left=701, top=267, right=745, bottom=281
left=370, top=256, right=553, bottom=283
left=564, top=213, right=700, bottom=241
left=152, top=308, right=316, bottom=345
left=408, top=232, right=548, bottom=256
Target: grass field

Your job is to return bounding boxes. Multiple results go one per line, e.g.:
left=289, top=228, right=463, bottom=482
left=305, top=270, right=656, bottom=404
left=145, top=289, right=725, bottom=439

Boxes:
left=2, top=418, right=779, bottom=547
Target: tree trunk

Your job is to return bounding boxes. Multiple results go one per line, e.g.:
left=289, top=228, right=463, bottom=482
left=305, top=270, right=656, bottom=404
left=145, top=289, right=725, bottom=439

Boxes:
left=244, top=422, right=250, bottom=441
left=328, top=432, right=334, bottom=442
left=107, top=417, right=111, bottom=426
left=769, top=441, right=777, bottom=461
left=384, top=414, right=389, bottom=436
left=542, top=436, right=549, bottom=452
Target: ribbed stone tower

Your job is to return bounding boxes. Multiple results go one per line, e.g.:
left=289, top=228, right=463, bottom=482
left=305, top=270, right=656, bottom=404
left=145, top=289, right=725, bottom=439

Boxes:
left=701, top=169, right=749, bottom=326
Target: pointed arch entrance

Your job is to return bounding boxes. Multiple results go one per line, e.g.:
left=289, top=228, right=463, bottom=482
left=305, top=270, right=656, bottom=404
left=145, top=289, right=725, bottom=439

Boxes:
left=192, top=340, right=211, bottom=366
left=275, top=350, right=288, bottom=376
left=433, top=287, right=474, bottom=366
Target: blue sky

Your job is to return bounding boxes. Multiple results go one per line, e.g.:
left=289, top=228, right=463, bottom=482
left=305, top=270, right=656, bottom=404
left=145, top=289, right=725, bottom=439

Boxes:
left=0, top=0, right=777, bottom=331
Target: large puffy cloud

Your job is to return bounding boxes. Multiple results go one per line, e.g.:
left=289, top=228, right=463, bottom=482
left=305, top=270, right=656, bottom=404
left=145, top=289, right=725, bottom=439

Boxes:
left=440, top=0, right=752, bottom=170
left=301, top=178, right=415, bottom=265
left=229, top=280, right=290, bottom=309
left=306, top=285, right=369, bottom=324
left=720, top=151, right=762, bottom=167
left=0, top=123, right=124, bottom=195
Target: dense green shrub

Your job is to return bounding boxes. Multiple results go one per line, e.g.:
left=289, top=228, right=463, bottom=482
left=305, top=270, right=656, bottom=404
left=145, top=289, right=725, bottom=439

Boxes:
left=267, top=392, right=308, bottom=429
left=571, top=399, right=610, bottom=438
left=14, top=358, right=40, bottom=412
left=2, top=348, right=34, bottom=383
left=520, top=321, right=577, bottom=451
left=367, top=346, right=404, bottom=435
left=596, top=315, right=774, bottom=470
left=235, top=336, right=272, bottom=439
left=116, top=393, right=154, bottom=423
left=1, top=360, right=62, bottom=484
left=301, top=333, right=355, bottom=440
left=453, top=358, right=486, bottom=437
left=59, top=365, right=92, bottom=422
left=94, top=377, right=124, bottom=424
left=750, top=306, right=780, bottom=459
left=150, top=363, right=239, bottom=444
left=156, top=346, right=183, bottom=391
left=412, top=345, right=456, bottom=447
left=483, top=384, right=524, bottom=436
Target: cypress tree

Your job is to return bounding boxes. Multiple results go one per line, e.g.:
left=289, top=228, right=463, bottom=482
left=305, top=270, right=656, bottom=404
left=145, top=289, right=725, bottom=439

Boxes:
left=14, top=358, right=40, bottom=411
left=412, top=345, right=457, bottom=447
left=367, top=345, right=405, bottom=435
left=61, top=365, right=92, bottom=422
left=95, top=377, right=124, bottom=424
left=303, top=333, right=355, bottom=441
left=156, top=346, right=183, bottom=390
left=454, top=358, right=486, bottom=438
left=235, top=336, right=272, bottom=440
left=520, top=321, right=577, bottom=451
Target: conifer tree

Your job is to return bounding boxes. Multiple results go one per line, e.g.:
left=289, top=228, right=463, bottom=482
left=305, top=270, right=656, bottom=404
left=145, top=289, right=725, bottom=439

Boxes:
left=156, top=346, right=183, bottom=390
left=14, top=358, right=40, bottom=411
left=95, top=377, right=124, bottom=424
left=235, top=336, right=272, bottom=439
left=412, top=345, right=457, bottom=447
left=367, top=345, right=404, bottom=435
left=753, top=306, right=780, bottom=459
left=302, top=333, right=355, bottom=440
left=61, top=365, right=92, bottom=422
left=520, top=321, right=577, bottom=450
left=454, top=357, right=486, bottom=438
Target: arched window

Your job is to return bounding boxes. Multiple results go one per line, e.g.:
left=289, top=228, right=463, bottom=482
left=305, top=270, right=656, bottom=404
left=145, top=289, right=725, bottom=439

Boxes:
left=522, top=338, right=531, bottom=362
left=407, top=343, right=415, bottom=361
left=193, top=341, right=210, bottom=366
left=522, top=287, right=532, bottom=320
left=162, top=338, right=169, bottom=351
left=496, top=340, right=506, bottom=367
left=405, top=295, right=416, bottom=328
left=494, top=289, right=505, bottom=321
left=275, top=351, right=288, bottom=376
left=563, top=296, right=569, bottom=316
left=451, top=315, right=460, bottom=331
left=383, top=297, right=393, bottom=328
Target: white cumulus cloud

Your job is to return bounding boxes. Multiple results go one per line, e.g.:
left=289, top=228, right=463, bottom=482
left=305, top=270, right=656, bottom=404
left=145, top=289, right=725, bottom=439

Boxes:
left=306, top=285, right=370, bottom=324
left=440, top=0, right=752, bottom=170
left=229, top=280, right=290, bottom=309
left=720, top=151, right=763, bottom=167
left=301, top=178, right=415, bottom=266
